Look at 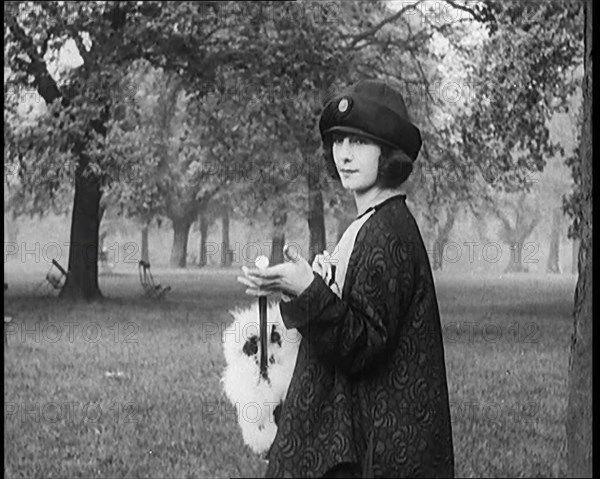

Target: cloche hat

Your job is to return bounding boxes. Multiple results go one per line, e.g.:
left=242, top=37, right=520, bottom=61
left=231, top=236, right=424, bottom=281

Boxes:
left=319, top=79, right=422, bottom=161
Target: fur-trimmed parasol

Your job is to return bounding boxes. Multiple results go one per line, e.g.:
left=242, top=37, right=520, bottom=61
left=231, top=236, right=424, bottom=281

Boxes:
left=221, top=301, right=300, bottom=454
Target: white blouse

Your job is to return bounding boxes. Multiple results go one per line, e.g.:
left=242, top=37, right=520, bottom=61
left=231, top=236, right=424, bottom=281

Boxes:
left=327, top=209, right=376, bottom=298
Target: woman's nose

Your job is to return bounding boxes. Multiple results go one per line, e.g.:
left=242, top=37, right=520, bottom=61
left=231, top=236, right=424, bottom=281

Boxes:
left=338, top=138, right=353, bottom=159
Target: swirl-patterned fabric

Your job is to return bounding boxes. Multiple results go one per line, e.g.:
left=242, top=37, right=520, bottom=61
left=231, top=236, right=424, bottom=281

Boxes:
left=265, top=195, right=454, bottom=478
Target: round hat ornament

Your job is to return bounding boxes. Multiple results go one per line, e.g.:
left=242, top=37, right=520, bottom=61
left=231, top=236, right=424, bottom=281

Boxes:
left=338, top=97, right=349, bottom=113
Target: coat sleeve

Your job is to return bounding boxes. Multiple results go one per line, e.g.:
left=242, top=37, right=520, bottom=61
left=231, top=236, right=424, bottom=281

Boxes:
left=279, top=231, right=416, bottom=376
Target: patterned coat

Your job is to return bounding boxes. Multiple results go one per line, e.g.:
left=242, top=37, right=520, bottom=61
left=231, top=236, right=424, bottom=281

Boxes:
left=265, top=195, right=454, bottom=478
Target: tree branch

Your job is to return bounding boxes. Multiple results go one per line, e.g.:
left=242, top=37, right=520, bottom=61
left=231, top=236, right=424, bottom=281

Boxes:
left=347, top=1, right=424, bottom=48
left=443, top=0, right=489, bottom=23
left=5, top=13, right=62, bottom=105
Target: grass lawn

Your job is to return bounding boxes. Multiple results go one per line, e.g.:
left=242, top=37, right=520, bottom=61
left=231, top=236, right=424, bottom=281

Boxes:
left=4, top=267, right=576, bottom=478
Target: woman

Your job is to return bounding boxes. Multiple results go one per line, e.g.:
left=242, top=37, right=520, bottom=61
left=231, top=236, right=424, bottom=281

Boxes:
left=238, top=79, right=454, bottom=478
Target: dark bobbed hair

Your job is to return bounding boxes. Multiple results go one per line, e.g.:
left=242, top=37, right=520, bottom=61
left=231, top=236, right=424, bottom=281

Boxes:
left=322, top=135, right=414, bottom=189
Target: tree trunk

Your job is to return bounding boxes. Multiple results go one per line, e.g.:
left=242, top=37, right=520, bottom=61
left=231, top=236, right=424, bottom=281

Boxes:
left=505, top=255, right=527, bottom=272
left=335, top=195, right=356, bottom=243
left=336, top=214, right=354, bottom=243
left=99, top=203, right=106, bottom=225
left=99, top=231, right=107, bottom=251
left=546, top=207, right=562, bottom=273
left=497, top=198, right=539, bottom=274
left=566, top=2, right=592, bottom=477
left=141, top=222, right=150, bottom=264
left=221, top=203, right=232, bottom=267
left=58, top=104, right=108, bottom=299
left=571, top=238, right=579, bottom=275
left=505, top=238, right=531, bottom=273
left=426, top=216, right=442, bottom=271
left=169, top=217, right=193, bottom=268
left=198, top=213, right=209, bottom=268
left=5, top=211, right=19, bottom=245
left=57, top=97, right=108, bottom=300
left=432, top=205, right=458, bottom=271
left=307, top=156, right=326, bottom=263
left=270, top=207, right=287, bottom=265
left=432, top=240, right=444, bottom=271
left=59, top=167, right=103, bottom=300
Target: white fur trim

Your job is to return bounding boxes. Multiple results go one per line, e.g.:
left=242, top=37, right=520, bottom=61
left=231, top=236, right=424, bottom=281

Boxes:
left=221, top=301, right=300, bottom=454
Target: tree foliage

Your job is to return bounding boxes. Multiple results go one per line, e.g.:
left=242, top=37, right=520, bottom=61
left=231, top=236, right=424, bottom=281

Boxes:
left=4, top=1, right=586, bottom=286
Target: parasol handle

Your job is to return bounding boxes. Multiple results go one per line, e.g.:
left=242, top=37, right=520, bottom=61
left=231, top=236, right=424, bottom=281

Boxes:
left=255, top=256, right=270, bottom=380
left=259, top=296, right=268, bottom=380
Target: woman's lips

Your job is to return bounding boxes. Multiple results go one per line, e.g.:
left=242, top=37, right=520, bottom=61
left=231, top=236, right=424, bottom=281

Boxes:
left=340, top=169, right=357, bottom=174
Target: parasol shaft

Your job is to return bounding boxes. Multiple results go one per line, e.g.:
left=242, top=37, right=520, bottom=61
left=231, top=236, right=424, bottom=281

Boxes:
left=254, top=255, right=270, bottom=381
left=259, top=296, right=268, bottom=379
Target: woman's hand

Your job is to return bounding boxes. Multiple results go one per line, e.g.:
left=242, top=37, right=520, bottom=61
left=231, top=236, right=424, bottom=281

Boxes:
left=237, top=245, right=315, bottom=297
left=312, top=250, right=334, bottom=285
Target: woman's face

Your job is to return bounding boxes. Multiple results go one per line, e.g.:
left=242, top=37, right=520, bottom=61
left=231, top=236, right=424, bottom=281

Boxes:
left=332, top=133, right=382, bottom=193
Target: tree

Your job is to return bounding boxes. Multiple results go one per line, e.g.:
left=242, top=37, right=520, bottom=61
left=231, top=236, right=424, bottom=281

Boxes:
left=4, top=1, right=263, bottom=294
left=467, top=1, right=589, bottom=475
left=542, top=99, right=581, bottom=274
left=226, top=1, right=350, bottom=263
left=430, top=203, right=460, bottom=271
left=195, top=201, right=220, bottom=267
left=222, top=1, right=468, bottom=264
left=357, top=3, right=503, bottom=254
left=104, top=63, right=244, bottom=268
left=486, top=191, right=541, bottom=273
left=565, top=2, right=592, bottom=476
left=546, top=207, right=562, bottom=273
left=5, top=2, right=158, bottom=298
left=5, top=2, right=110, bottom=299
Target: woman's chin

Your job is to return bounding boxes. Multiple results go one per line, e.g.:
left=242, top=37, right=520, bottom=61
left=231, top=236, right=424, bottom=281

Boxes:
left=341, top=179, right=360, bottom=191
left=342, top=182, right=370, bottom=194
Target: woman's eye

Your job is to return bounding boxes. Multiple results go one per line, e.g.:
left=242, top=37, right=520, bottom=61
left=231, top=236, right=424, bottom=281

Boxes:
left=331, top=135, right=369, bottom=145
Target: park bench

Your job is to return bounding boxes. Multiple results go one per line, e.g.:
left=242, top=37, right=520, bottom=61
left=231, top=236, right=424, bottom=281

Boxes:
left=4, top=315, right=12, bottom=346
left=34, top=259, right=68, bottom=296
left=4, top=283, right=12, bottom=345
left=138, top=260, right=171, bottom=300
left=98, top=246, right=115, bottom=273
left=49, top=259, right=68, bottom=287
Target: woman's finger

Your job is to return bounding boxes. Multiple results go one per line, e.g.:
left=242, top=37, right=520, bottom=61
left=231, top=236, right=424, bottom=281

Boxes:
left=242, top=277, right=276, bottom=290
left=239, top=274, right=282, bottom=291
left=312, top=261, right=324, bottom=276
left=241, top=266, right=253, bottom=277
left=283, top=244, right=302, bottom=263
left=237, top=276, right=260, bottom=288
left=245, top=287, right=275, bottom=297
left=324, top=265, right=332, bottom=284
left=245, top=288, right=265, bottom=296
left=241, top=265, right=275, bottom=279
left=247, top=264, right=287, bottom=280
